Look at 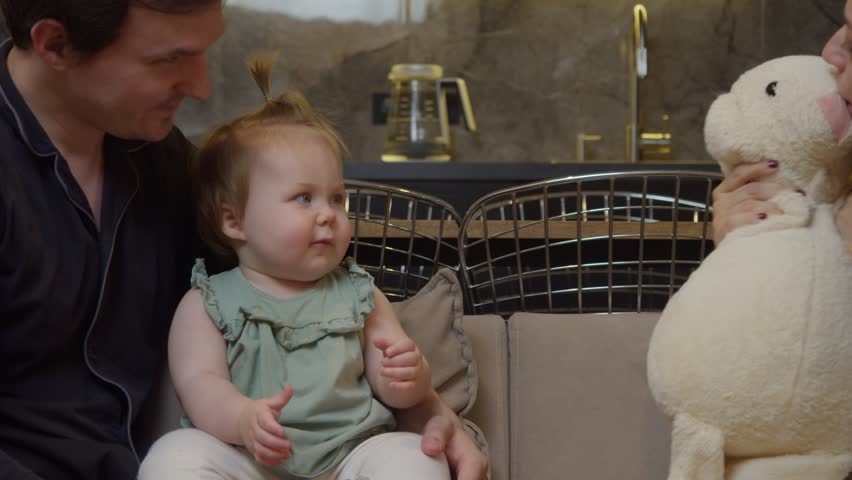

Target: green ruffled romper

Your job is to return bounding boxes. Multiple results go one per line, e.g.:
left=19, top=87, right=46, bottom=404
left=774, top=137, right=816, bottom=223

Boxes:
left=186, top=258, right=396, bottom=478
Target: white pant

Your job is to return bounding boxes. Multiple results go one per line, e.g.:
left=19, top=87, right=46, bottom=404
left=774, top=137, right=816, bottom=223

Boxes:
left=138, top=428, right=451, bottom=480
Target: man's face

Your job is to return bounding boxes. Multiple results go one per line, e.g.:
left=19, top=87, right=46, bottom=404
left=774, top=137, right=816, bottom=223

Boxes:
left=822, top=0, right=852, bottom=113
left=63, top=3, right=224, bottom=141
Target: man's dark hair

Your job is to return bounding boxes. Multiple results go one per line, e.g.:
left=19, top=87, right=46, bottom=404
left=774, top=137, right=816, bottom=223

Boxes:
left=0, top=0, right=220, bottom=55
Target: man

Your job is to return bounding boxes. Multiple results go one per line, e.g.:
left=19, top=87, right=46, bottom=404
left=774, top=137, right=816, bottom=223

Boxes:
left=0, top=1, right=486, bottom=478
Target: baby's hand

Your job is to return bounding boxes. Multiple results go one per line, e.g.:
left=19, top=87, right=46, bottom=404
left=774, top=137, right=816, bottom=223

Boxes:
left=238, top=384, right=294, bottom=467
left=373, top=337, right=428, bottom=394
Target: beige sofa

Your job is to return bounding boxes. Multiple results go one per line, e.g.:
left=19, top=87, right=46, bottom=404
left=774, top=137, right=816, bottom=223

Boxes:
left=138, top=173, right=726, bottom=479
left=138, top=309, right=671, bottom=480
left=462, top=311, right=670, bottom=480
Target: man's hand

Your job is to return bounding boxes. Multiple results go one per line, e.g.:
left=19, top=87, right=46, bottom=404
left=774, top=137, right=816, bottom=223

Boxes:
left=420, top=415, right=488, bottom=480
left=836, top=191, right=852, bottom=255
left=238, top=385, right=293, bottom=467
left=711, top=160, right=786, bottom=244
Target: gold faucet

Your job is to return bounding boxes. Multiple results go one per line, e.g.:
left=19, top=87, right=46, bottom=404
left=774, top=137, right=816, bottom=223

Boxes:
left=575, top=133, right=603, bottom=162
left=626, top=4, right=672, bottom=162
left=639, top=114, right=672, bottom=158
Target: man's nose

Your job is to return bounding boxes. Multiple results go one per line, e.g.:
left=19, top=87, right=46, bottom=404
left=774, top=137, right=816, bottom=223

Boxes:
left=180, top=55, right=212, bottom=100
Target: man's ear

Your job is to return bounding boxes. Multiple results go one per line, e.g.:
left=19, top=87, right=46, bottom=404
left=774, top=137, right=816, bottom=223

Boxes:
left=221, top=205, right=246, bottom=242
left=29, top=19, right=79, bottom=70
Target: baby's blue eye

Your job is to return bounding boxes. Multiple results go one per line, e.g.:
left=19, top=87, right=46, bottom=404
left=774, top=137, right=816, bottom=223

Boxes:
left=295, top=193, right=312, bottom=204
left=331, top=193, right=345, bottom=205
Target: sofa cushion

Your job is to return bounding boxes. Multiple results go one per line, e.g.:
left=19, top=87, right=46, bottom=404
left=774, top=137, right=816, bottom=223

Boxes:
left=508, top=312, right=670, bottom=480
left=392, top=268, right=478, bottom=415
left=462, top=314, right=509, bottom=480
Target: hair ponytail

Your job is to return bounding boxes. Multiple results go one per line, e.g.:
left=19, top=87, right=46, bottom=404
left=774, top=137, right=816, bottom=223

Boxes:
left=246, top=50, right=280, bottom=102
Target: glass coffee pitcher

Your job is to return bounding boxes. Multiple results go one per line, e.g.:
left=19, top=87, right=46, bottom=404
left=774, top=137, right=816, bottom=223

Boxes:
left=381, top=64, right=477, bottom=162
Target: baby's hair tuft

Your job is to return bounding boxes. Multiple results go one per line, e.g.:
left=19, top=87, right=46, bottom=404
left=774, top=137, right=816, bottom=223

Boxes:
left=246, top=50, right=280, bottom=101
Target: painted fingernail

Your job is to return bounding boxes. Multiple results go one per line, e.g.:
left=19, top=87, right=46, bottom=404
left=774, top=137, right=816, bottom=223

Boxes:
left=758, top=212, right=768, bottom=220
left=767, top=159, right=779, bottom=168
left=796, top=189, right=806, bottom=195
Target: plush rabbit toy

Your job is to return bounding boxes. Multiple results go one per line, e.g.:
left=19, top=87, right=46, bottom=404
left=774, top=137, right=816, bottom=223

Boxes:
left=647, top=55, right=852, bottom=480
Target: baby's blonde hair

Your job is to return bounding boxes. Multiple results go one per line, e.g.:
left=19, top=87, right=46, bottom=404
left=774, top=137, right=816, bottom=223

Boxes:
left=193, top=51, right=349, bottom=256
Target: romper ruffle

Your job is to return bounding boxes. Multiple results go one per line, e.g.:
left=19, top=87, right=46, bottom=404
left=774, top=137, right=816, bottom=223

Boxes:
left=190, top=257, right=376, bottom=350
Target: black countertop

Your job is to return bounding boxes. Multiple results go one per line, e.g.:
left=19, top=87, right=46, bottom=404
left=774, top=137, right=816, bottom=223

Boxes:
left=344, top=161, right=721, bottom=214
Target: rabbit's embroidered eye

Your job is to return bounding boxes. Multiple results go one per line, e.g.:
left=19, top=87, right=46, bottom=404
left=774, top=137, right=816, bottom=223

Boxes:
left=766, top=81, right=778, bottom=97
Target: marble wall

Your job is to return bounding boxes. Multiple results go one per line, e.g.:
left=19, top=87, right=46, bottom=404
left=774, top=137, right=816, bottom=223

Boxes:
left=176, top=0, right=843, bottom=164
left=4, top=1, right=844, bottom=163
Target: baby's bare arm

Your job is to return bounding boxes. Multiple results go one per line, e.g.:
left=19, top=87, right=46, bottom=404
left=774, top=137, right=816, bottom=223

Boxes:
left=170, top=292, right=293, bottom=465
left=168, top=289, right=251, bottom=445
left=363, top=287, right=431, bottom=408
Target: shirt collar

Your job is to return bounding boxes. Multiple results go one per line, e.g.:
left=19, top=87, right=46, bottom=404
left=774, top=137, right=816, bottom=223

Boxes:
left=0, top=39, right=149, bottom=158
left=0, top=39, right=57, bottom=157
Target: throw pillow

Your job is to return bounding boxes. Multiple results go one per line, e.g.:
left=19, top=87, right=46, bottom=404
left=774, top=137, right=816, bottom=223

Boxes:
left=391, top=268, right=478, bottom=415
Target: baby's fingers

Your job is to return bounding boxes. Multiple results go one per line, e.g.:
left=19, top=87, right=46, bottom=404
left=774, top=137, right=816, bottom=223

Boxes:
left=381, top=350, right=421, bottom=368
left=372, top=337, right=393, bottom=353
left=255, top=428, right=291, bottom=453
left=258, top=408, right=286, bottom=437
left=375, top=337, right=416, bottom=358
left=262, top=384, right=294, bottom=412
left=381, top=365, right=420, bottom=381
left=253, top=443, right=291, bottom=467
left=387, top=380, right=420, bottom=393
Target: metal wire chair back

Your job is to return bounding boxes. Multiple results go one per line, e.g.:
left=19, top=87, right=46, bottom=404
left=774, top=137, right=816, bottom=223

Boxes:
left=458, top=171, right=723, bottom=315
left=345, top=179, right=463, bottom=301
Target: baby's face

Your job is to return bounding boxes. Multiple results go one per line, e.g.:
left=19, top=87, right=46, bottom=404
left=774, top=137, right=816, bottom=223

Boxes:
left=234, top=126, right=350, bottom=283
